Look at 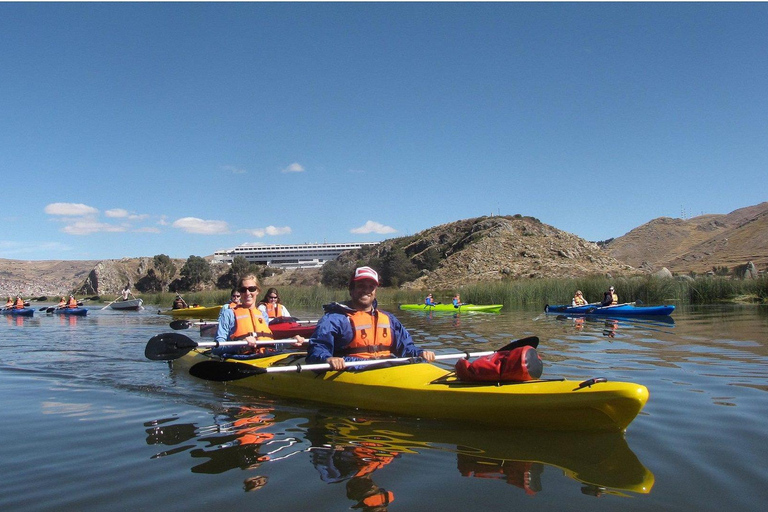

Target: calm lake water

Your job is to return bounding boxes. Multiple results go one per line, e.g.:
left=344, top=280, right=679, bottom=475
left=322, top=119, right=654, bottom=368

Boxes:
left=1, top=302, right=767, bottom=511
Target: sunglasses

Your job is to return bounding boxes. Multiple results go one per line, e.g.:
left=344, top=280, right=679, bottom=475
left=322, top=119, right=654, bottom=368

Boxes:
left=239, top=286, right=259, bottom=293
left=267, top=296, right=278, bottom=299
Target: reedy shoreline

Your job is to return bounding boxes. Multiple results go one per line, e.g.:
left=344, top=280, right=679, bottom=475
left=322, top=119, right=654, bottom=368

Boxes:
left=113, top=275, right=768, bottom=310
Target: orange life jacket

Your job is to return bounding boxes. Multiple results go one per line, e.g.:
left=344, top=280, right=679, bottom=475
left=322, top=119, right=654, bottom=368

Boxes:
left=67, top=297, right=78, bottom=308
left=264, top=302, right=287, bottom=318
left=231, top=306, right=274, bottom=340
left=361, top=489, right=395, bottom=508
left=14, top=297, right=24, bottom=308
left=263, top=302, right=285, bottom=319
left=340, top=310, right=393, bottom=359
left=351, top=444, right=397, bottom=478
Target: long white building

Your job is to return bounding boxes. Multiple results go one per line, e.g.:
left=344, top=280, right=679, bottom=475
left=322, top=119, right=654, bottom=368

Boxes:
left=213, top=242, right=379, bottom=269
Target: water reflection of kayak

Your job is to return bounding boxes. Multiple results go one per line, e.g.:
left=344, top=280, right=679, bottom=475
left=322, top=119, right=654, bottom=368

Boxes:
left=145, top=407, right=653, bottom=496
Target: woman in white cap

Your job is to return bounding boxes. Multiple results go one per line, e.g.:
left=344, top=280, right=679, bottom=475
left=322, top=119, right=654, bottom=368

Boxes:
left=307, top=266, right=435, bottom=370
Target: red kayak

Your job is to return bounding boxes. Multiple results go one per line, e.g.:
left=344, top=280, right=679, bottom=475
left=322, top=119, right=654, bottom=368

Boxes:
left=198, top=317, right=317, bottom=339
left=268, top=317, right=317, bottom=338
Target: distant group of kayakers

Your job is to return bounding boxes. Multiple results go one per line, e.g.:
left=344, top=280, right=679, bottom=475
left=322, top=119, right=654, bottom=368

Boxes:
left=3, top=295, right=27, bottom=309
left=3, top=294, right=79, bottom=310
left=424, top=293, right=465, bottom=308
left=571, top=286, right=619, bottom=307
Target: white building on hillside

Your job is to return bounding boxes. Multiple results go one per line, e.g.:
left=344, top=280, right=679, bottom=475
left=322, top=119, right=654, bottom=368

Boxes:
left=213, top=242, right=378, bottom=269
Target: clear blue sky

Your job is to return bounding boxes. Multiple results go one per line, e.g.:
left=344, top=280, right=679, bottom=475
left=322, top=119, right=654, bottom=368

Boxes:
left=2, top=3, right=766, bottom=261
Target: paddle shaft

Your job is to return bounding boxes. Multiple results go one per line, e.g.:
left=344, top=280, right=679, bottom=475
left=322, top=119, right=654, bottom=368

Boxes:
left=101, top=299, right=118, bottom=310
left=197, top=339, right=304, bottom=348
left=253, top=350, right=501, bottom=374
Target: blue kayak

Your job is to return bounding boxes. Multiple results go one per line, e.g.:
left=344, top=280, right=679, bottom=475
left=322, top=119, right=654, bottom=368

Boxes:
left=50, top=307, right=88, bottom=316
left=545, top=303, right=675, bottom=316
left=1, top=307, right=34, bottom=317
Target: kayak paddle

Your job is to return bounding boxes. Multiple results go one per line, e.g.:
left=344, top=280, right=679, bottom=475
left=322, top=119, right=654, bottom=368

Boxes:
left=187, top=336, right=540, bottom=382
left=169, top=319, right=194, bottom=330
left=144, top=332, right=305, bottom=361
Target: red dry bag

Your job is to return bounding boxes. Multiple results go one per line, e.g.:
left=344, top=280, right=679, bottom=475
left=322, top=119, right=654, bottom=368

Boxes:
left=455, top=346, right=543, bottom=382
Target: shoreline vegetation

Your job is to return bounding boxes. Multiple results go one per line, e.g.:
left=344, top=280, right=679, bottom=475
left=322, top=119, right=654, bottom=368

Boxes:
left=67, top=276, right=768, bottom=310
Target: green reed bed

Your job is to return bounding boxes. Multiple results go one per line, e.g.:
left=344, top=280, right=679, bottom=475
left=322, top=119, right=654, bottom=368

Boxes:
left=133, top=275, right=768, bottom=310
left=451, top=276, right=768, bottom=307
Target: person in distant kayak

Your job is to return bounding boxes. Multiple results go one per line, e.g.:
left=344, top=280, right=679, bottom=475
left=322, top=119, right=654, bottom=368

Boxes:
left=66, top=295, right=78, bottom=308
left=572, top=290, right=588, bottom=307
left=258, top=288, right=291, bottom=319
left=307, top=266, right=435, bottom=369
left=213, top=275, right=303, bottom=357
left=14, top=295, right=25, bottom=309
left=425, top=293, right=437, bottom=306
left=57, top=296, right=67, bottom=308
left=600, top=286, right=618, bottom=307
left=4, top=297, right=13, bottom=309
left=222, top=288, right=241, bottom=310
left=452, top=294, right=464, bottom=308
left=172, top=294, right=188, bottom=309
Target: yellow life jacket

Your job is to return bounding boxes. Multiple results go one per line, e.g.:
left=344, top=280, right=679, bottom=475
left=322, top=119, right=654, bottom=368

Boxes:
left=231, top=306, right=274, bottom=340
left=340, top=310, right=393, bottom=359
left=573, top=296, right=587, bottom=306
left=610, top=292, right=618, bottom=305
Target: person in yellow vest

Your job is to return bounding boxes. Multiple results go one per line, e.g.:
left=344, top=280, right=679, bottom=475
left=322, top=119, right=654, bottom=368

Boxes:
left=258, top=288, right=291, bottom=319
left=307, top=266, right=435, bottom=369
left=571, top=290, right=588, bottom=307
left=213, top=275, right=303, bottom=357
left=600, top=286, right=618, bottom=307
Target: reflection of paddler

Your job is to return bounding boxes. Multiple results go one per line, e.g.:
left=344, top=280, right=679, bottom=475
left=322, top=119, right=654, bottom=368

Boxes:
left=603, top=319, right=618, bottom=338
left=457, top=453, right=543, bottom=495
left=307, top=418, right=399, bottom=510
left=244, top=475, right=269, bottom=492
left=347, top=475, right=394, bottom=510
left=188, top=405, right=277, bottom=474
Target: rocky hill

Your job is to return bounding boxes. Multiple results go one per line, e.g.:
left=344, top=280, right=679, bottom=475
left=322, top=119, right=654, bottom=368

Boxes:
left=605, top=202, right=768, bottom=274
left=334, top=215, right=636, bottom=289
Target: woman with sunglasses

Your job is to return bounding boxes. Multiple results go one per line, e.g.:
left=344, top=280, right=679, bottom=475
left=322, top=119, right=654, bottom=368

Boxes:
left=214, top=275, right=303, bottom=357
left=258, top=288, right=291, bottom=320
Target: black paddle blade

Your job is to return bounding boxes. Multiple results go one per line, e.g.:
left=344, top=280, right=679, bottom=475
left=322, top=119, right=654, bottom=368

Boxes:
left=145, top=332, right=199, bottom=361
left=499, top=336, right=539, bottom=352
left=188, top=361, right=265, bottom=382
left=169, top=319, right=193, bottom=330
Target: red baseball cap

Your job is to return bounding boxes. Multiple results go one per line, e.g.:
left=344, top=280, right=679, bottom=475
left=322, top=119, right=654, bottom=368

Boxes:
left=352, top=266, right=379, bottom=284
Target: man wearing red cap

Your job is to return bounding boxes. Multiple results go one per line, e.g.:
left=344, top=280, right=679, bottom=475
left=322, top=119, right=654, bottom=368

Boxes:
left=307, top=266, right=435, bottom=369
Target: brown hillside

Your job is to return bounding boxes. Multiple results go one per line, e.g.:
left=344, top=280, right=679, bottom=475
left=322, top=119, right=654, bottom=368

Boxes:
left=606, top=202, right=768, bottom=274
left=0, top=259, right=99, bottom=297
left=336, top=215, right=636, bottom=290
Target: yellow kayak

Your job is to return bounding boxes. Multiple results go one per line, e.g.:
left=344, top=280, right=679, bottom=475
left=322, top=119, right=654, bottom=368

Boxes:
left=175, top=349, right=649, bottom=432
left=158, top=305, right=222, bottom=319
